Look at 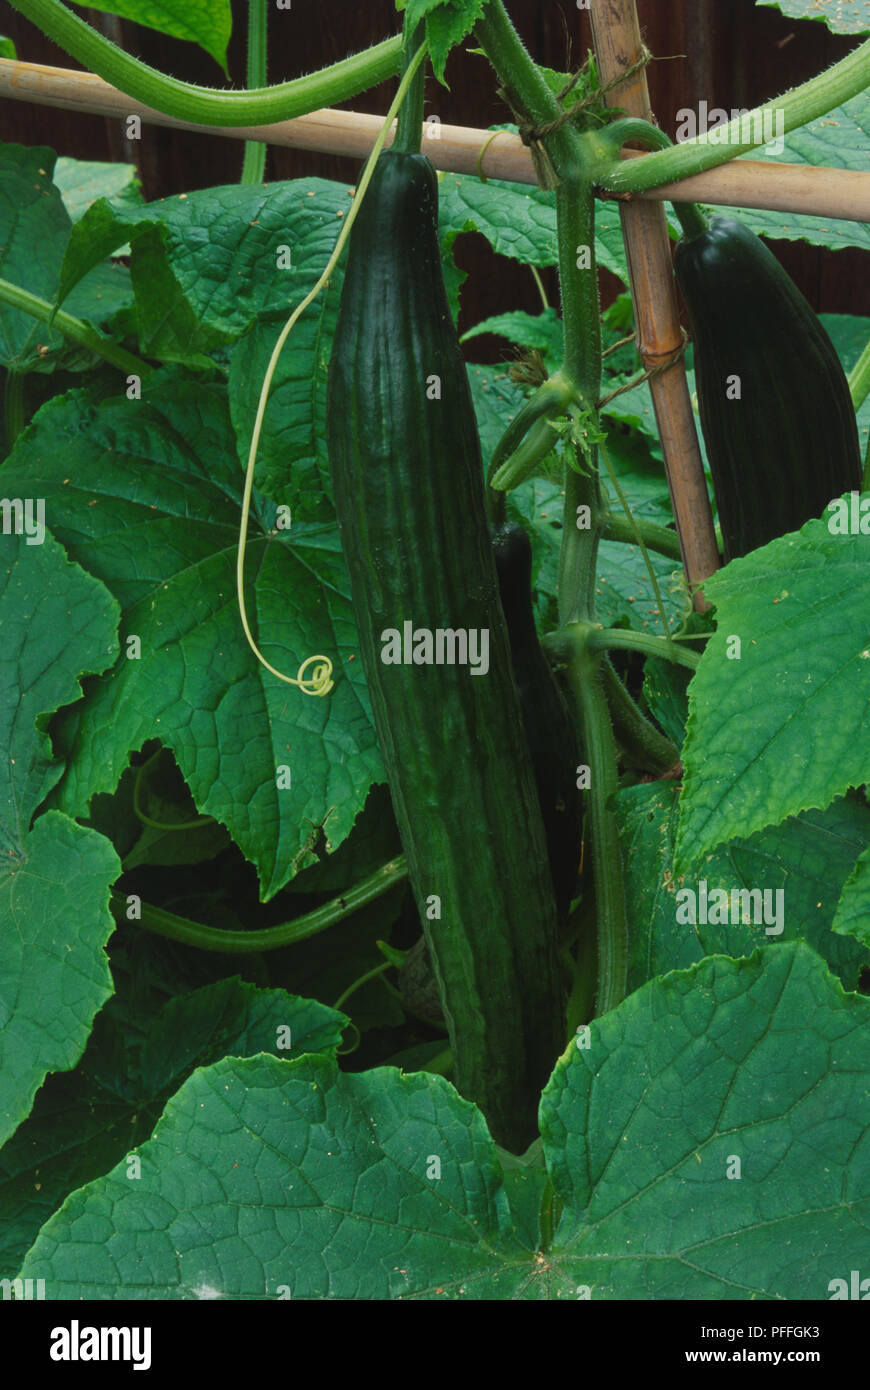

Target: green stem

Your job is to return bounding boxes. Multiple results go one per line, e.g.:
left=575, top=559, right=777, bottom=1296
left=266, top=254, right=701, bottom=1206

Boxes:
left=602, top=512, right=683, bottom=560
left=4, top=371, right=26, bottom=450
left=864, top=434, right=870, bottom=493
left=590, top=116, right=675, bottom=158
left=671, top=200, right=709, bottom=239
left=476, top=1, right=627, bottom=1028
left=848, top=334, right=870, bottom=413
left=602, top=659, right=679, bottom=773
left=596, top=38, right=870, bottom=194
left=530, top=264, right=550, bottom=311
left=240, top=0, right=268, bottom=185
left=474, top=2, right=585, bottom=179
left=556, top=172, right=600, bottom=400
left=0, top=278, right=151, bottom=376
left=9, top=0, right=402, bottom=125
left=585, top=119, right=709, bottom=237
left=558, top=627, right=627, bottom=1015
left=131, top=753, right=212, bottom=832
left=487, top=372, right=573, bottom=491
left=587, top=625, right=701, bottom=672
left=474, top=3, right=604, bottom=625
left=334, top=961, right=393, bottom=1012
left=111, top=857, right=408, bottom=953
left=556, top=177, right=604, bottom=626
left=393, top=19, right=426, bottom=154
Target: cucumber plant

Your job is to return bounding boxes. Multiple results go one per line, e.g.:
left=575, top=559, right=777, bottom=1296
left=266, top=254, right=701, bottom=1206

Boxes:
left=3, top=0, right=870, bottom=1305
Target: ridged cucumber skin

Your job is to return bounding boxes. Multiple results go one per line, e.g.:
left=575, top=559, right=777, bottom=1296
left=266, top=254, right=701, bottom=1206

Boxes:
left=326, top=151, right=564, bottom=1149
left=674, top=216, right=861, bottom=563
left=491, top=523, right=582, bottom=921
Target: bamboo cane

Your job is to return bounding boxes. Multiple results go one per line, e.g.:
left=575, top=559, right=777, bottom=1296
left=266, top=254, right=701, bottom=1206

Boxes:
left=589, top=5, right=721, bottom=601
left=1, top=59, right=869, bottom=220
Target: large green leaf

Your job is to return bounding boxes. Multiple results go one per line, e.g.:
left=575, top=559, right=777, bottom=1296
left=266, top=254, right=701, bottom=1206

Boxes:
left=53, top=156, right=143, bottom=225
left=0, top=144, right=133, bottom=372
left=227, top=297, right=340, bottom=516
left=618, top=782, right=870, bottom=992
left=0, top=373, right=382, bottom=899
left=733, top=95, right=870, bottom=253
left=397, top=0, right=485, bottom=85
left=18, top=1054, right=529, bottom=1299
left=17, top=945, right=870, bottom=1298
left=438, top=173, right=654, bottom=283
left=540, top=944, right=870, bottom=1298
left=823, top=313, right=870, bottom=458
left=0, top=530, right=120, bottom=1146
left=675, top=517, right=870, bottom=871
left=56, top=177, right=352, bottom=364
left=756, top=0, right=870, bottom=34
left=71, top=1, right=232, bottom=73
left=0, top=814, right=118, bottom=1150
left=461, top=307, right=563, bottom=365
left=0, top=978, right=344, bottom=1272
left=833, top=842, right=870, bottom=945
left=0, top=530, right=120, bottom=847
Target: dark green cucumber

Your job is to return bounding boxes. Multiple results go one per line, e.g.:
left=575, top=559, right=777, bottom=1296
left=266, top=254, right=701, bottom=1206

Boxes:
left=326, top=150, right=564, bottom=1150
left=491, top=522, right=582, bottom=921
left=674, top=215, right=861, bottom=563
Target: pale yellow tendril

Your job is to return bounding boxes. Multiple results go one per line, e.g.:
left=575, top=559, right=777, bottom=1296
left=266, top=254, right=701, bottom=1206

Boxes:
left=237, top=39, right=429, bottom=698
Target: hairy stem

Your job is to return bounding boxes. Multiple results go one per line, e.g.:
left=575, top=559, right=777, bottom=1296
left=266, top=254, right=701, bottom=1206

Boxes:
left=9, top=0, right=402, bottom=125
left=556, top=177, right=605, bottom=626
left=240, top=0, right=268, bottom=184
left=0, top=277, right=151, bottom=376
left=671, top=199, right=709, bottom=239
left=559, top=627, right=628, bottom=1015
left=587, top=625, right=701, bottom=672
left=393, top=19, right=427, bottom=154
left=602, top=512, right=683, bottom=560
left=848, top=334, right=870, bottom=413
left=111, top=858, right=409, bottom=953
left=602, top=659, right=679, bottom=772
left=596, top=38, right=870, bottom=194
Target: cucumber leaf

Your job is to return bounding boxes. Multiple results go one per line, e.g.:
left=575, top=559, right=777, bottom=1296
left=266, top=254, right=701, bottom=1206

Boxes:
left=17, top=945, right=870, bottom=1300
left=70, top=1, right=232, bottom=74
left=675, top=515, right=870, bottom=870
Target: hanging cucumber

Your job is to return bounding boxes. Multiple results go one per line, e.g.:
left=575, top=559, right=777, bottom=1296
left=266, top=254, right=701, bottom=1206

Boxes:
left=673, top=214, right=861, bottom=562
left=491, top=522, right=582, bottom=921
left=325, top=147, right=564, bottom=1151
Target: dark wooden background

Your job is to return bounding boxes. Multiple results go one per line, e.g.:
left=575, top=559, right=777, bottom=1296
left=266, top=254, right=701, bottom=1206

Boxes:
left=2, top=0, right=866, bottom=355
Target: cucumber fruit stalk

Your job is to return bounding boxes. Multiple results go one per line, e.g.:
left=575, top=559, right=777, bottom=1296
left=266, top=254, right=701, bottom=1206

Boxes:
left=674, top=214, right=861, bottom=562
left=326, top=149, right=565, bottom=1151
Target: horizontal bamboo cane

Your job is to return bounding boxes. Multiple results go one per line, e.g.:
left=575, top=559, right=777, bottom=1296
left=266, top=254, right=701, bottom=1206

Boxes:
left=1, top=58, right=868, bottom=221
